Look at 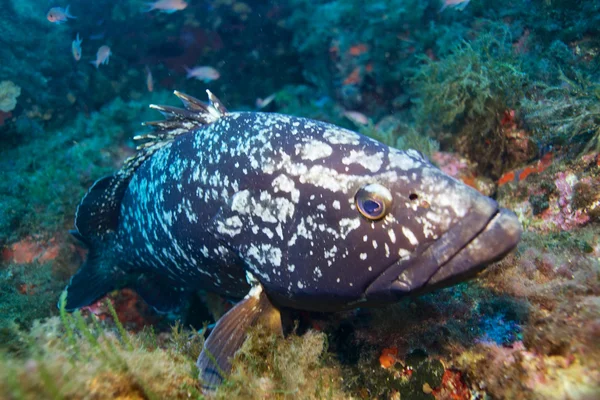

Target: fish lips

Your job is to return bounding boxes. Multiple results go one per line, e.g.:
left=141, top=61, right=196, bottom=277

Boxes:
left=365, top=198, right=522, bottom=302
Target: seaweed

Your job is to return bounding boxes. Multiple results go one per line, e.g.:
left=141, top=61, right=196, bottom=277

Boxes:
left=411, top=28, right=529, bottom=177
left=522, top=69, right=600, bottom=152
left=0, top=298, right=352, bottom=400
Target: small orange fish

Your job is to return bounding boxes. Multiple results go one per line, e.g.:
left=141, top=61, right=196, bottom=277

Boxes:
left=72, top=33, right=83, bottom=61
left=348, top=44, right=368, bottom=56
left=90, top=45, right=111, bottom=69
left=518, top=166, right=537, bottom=182
left=343, top=67, right=361, bottom=85
left=145, top=66, right=154, bottom=92
left=47, top=5, right=76, bottom=24
left=379, top=347, right=398, bottom=369
left=145, top=0, right=188, bottom=13
left=498, top=171, right=516, bottom=186
left=498, top=152, right=554, bottom=187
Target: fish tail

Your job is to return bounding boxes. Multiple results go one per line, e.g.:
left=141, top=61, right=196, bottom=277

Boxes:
left=65, top=5, right=77, bottom=19
left=61, top=238, right=118, bottom=311
left=457, top=1, right=470, bottom=11
left=90, top=60, right=99, bottom=68
left=143, top=3, right=156, bottom=12
left=61, top=175, right=128, bottom=310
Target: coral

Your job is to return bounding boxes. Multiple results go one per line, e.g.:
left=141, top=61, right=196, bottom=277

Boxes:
left=454, top=341, right=600, bottom=400
left=0, top=81, right=21, bottom=113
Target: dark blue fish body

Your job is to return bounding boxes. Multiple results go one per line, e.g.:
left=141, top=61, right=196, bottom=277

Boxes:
left=64, top=91, right=521, bottom=387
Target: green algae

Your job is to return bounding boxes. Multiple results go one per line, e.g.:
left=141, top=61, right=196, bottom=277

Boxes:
left=0, top=91, right=176, bottom=245
left=0, top=295, right=351, bottom=400
left=523, top=70, right=600, bottom=153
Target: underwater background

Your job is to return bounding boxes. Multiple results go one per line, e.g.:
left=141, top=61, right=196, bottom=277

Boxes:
left=0, top=0, right=599, bottom=398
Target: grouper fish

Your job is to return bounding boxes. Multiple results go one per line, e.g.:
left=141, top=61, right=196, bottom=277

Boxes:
left=63, top=90, right=522, bottom=389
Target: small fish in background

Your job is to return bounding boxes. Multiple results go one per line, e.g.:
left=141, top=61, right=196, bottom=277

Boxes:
left=343, top=110, right=369, bottom=126
left=72, top=33, right=83, bottom=61
left=90, top=45, right=111, bottom=69
left=184, top=66, right=220, bottom=83
left=255, top=93, right=276, bottom=109
left=145, top=0, right=188, bottom=13
left=47, top=5, right=76, bottom=24
left=439, top=0, right=471, bottom=12
left=145, top=66, right=154, bottom=92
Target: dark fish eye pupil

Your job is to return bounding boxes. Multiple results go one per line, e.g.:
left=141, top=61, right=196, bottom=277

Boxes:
left=363, top=199, right=381, bottom=215
left=409, top=193, right=418, bottom=201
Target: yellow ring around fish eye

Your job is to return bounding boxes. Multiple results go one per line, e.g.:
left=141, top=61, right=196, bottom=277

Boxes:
left=355, top=184, right=393, bottom=221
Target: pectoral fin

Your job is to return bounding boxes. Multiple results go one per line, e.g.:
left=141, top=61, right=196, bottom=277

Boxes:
left=197, top=282, right=282, bottom=392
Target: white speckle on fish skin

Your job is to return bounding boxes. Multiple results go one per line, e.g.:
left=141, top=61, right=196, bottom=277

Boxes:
left=275, top=224, right=284, bottom=240
left=363, top=235, right=368, bottom=242
left=288, top=233, right=297, bottom=247
left=323, top=127, right=360, bottom=145
left=372, top=240, right=378, bottom=249
left=385, top=243, right=390, bottom=257
left=336, top=278, right=341, bottom=283
left=295, top=140, right=333, bottom=161
left=360, top=253, right=367, bottom=260
left=398, top=248, right=411, bottom=258
left=388, top=229, right=396, bottom=244
left=339, top=218, right=361, bottom=239
left=262, top=227, right=274, bottom=239
left=272, top=174, right=300, bottom=203
left=216, top=215, right=243, bottom=237
left=342, top=150, right=384, bottom=172
left=402, top=226, right=419, bottom=246
left=231, top=190, right=251, bottom=214
left=387, top=149, right=421, bottom=171
left=297, top=281, right=304, bottom=289
left=314, top=267, right=322, bottom=278
left=324, top=245, right=337, bottom=259
left=288, top=264, right=295, bottom=272
left=332, top=200, right=341, bottom=210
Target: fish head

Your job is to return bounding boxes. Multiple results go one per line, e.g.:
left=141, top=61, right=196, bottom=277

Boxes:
left=47, top=10, right=58, bottom=22
left=272, top=122, right=521, bottom=307
left=328, top=143, right=522, bottom=304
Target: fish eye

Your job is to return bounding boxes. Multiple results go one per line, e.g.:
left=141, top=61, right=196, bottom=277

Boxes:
left=355, top=183, right=393, bottom=221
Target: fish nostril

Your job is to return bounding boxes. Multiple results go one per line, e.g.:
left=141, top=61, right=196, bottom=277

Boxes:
left=409, top=193, right=418, bottom=201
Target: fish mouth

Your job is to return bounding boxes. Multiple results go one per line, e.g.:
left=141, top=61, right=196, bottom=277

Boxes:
left=365, top=197, right=522, bottom=301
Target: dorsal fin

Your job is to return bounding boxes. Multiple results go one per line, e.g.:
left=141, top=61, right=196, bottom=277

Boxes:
left=74, top=90, right=227, bottom=243
left=129, top=89, right=228, bottom=178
